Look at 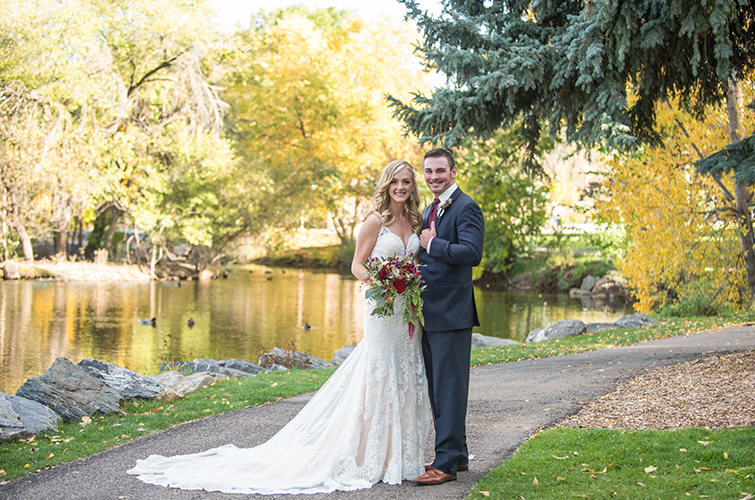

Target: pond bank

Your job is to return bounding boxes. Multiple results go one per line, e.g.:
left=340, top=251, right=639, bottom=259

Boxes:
left=4, top=261, right=151, bottom=282
left=257, top=245, right=629, bottom=297
left=5, top=248, right=630, bottom=302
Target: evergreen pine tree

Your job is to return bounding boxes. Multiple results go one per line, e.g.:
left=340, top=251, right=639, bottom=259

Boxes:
left=392, top=0, right=755, bottom=301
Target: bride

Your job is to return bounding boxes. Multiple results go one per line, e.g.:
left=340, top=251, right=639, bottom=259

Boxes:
left=127, top=160, right=431, bottom=494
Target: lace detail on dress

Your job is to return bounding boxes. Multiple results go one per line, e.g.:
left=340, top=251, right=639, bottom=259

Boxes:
left=371, top=226, right=420, bottom=260
left=128, top=228, right=430, bottom=495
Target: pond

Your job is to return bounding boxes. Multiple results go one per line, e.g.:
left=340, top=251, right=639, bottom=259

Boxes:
left=0, top=265, right=633, bottom=394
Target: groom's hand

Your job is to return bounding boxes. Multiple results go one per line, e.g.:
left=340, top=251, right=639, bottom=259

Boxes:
left=420, top=221, right=436, bottom=249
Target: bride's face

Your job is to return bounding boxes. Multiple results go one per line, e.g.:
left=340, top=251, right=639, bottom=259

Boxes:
left=388, top=168, right=414, bottom=204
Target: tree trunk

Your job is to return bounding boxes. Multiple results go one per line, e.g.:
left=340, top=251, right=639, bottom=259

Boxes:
left=76, top=215, right=84, bottom=248
left=133, top=226, right=142, bottom=267
left=103, top=207, right=123, bottom=257
left=726, top=78, right=755, bottom=302
left=14, top=222, right=34, bottom=262
left=1, top=219, right=7, bottom=262
left=734, top=181, right=755, bottom=300
left=53, top=230, right=67, bottom=259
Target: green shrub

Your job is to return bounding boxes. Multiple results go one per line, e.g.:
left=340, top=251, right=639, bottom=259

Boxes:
left=658, top=281, right=732, bottom=317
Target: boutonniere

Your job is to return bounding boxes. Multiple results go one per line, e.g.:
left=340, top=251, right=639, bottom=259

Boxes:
left=440, top=198, right=453, bottom=211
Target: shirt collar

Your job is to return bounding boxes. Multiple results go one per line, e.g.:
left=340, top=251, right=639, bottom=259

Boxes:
left=436, top=183, right=458, bottom=205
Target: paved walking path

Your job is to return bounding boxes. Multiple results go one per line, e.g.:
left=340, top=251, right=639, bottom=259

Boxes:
left=2, top=325, right=754, bottom=500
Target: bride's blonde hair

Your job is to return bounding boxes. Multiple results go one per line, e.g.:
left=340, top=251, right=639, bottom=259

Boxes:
left=368, top=160, right=422, bottom=234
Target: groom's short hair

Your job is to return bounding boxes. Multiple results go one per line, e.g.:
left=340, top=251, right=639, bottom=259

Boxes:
left=424, top=148, right=455, bottom=169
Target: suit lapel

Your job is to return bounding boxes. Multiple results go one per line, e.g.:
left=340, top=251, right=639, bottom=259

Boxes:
left=436, top=188, right=462, bottom=228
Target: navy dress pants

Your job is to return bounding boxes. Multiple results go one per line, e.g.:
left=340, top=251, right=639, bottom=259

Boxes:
left=421, top=327, right=472, bottom=475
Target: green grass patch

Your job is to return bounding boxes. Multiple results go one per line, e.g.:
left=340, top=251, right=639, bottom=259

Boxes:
left=470, top=313, right=755, bottom=366
left=468, top=427, right=754, bottom=500
left=0, top=368, right=334, bottom=481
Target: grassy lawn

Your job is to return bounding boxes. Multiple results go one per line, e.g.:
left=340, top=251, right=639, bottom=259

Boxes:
left=1, top=311, right=753, bottom=489
left=471, top=313, right=755, bottom=366
left=468, top=427, right=754, bottom=500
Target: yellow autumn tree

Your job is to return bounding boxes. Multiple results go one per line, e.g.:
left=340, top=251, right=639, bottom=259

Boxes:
left=225, top=8, right=428, bottom=247
left=598, top=82, right=755, bottom=313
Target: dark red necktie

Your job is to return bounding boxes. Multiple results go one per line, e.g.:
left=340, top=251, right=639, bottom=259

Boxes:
left=428, top=198, right=440, bottom=226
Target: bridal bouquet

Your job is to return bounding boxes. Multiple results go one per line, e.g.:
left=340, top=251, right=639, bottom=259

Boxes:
left=363, top=255, right=426, bottom=338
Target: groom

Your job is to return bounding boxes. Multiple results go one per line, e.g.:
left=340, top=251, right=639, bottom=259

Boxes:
left=412, top=148, right=484, bottom=486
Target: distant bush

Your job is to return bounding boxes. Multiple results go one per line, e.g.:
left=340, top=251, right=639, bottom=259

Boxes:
left=658, top=281, right=734, bottom=317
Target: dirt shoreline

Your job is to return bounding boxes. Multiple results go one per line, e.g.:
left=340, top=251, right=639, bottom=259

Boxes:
left=15, top=261, right=151, bottom=282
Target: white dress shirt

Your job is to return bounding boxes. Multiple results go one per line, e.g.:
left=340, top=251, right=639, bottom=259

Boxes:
left=427, top=184, right=458, bottom=253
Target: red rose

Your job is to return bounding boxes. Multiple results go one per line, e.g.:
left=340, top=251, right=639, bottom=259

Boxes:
left=379, top=267, right=389, bottom=280
left=393, top=278, right=406, bottom=294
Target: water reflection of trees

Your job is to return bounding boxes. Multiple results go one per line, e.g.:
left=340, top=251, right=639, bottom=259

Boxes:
left=0, top=272, right=631, bottom=394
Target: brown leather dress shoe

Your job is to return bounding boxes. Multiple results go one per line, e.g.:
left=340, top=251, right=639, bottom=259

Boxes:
left=425, top=463, right=468, bottom=472
left=411, top=467, right=457, bottom=485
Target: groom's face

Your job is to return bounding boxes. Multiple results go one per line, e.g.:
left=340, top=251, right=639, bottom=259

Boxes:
left=423, top=156, right=457, bottom=197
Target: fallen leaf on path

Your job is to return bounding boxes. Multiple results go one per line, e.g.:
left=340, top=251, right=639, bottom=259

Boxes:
left=644, top=466, right=657, bottom=473
left=479, top=491, right=490, bottom=497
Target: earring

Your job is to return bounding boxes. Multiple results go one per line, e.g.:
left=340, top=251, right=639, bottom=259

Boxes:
left=409, top=193, right=414, bottom=201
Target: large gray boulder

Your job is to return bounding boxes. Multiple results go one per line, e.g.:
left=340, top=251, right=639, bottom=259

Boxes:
left=331, top=345, right=357, bottom=366
left=149, top=371, right=227, bottom=400
left=580, top=275, right=600, bottom=292
left=615, top=313, right=654, bottom=328
left=3, top=260, right=20, bottom=280
left=0, top=395, right=25, bottom=441
left=16, top=357, right=123, bottom=421
left=592, top=277, right=627, bottom=297
left=78, top=358, right=164, bottom=400
left=268, top=364, right=289, bottom=371
left=585, top=322, right=618, bottom=334
left=218, top=359, right=266, bottom=375
left=258, top=348, right=332, bottom=370
left=526, top=327, right=545, bottom=343
left=0, top=393, right=61, bottom=440
left=471, top=333, right=520, bottom=348
left=569, top=287, right=587, bottom=298
left=526, top=319, right=586, bottom=343
left=159, top=360, right=257, bottom=378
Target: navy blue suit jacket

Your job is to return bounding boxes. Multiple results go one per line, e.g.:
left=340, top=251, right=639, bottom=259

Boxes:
left=419, top=188, right=484, bottom=332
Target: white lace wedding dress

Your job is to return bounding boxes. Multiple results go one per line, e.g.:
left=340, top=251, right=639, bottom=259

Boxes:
left=128, top=227, right=431, bottom=495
